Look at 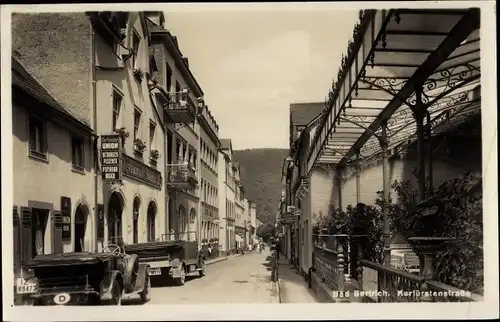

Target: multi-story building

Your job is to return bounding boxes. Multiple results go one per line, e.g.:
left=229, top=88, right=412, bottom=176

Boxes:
left=12, top=55, right=97, bottom=271
left=146, top=11, right=219, bottom=245
left=218, top=138, right=236, bottom=254
left=11, top=12, right=167, bottom=253
left=233, top=161, right=246, bottom=249
left=284, top=102, right=327, bottom=273
left=198, top=105, right=221, bottom=245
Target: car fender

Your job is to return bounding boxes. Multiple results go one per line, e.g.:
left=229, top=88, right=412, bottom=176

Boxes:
left=99, top=270, right=123, bottom=301
left=134, top=264, right=150, bottom=290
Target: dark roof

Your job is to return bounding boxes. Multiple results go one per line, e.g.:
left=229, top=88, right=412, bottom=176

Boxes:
left=145, top=17, right=165, bottom=33
left=220, top=138, right=232, bottom=150
left=12, top=55, right=94, bottom=134
left=290, top=102, right=324, bottom=126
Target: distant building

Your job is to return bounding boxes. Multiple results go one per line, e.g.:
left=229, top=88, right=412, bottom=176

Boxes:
left=218, top=138, right=236, bottom=254
left=146, top=11, right=220, bottom=246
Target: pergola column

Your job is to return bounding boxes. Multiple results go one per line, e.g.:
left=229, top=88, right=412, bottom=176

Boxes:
left=414, top=88, right=428, bottom=199
left=377, top=123, right=391, bottom=265
left=355, top=151, right=361, bottom=204
left=425, top=111, right=434, bottom=194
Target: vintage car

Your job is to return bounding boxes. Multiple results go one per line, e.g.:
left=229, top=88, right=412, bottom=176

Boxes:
left=124, top=231, right=206, bottom=286
left=18, top=244, right=151, bottom=305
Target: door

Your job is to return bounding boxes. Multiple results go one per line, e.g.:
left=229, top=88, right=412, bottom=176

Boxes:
left=74, top=206, right=87, bottom=252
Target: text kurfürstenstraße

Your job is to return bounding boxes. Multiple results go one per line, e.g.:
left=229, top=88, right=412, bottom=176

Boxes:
left=332, top=290, right=472, bottom=299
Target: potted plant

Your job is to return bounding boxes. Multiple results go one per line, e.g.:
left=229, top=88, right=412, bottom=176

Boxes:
left=134, top=138, right=147, bottom=154
left=133, top=68, right=144, bottom=82
left=113, top=127, right=129, bottom=147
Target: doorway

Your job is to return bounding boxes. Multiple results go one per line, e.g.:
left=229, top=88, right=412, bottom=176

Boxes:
left=147, top=201, right=156, bottom=242
left=108, top=192, right=123, bottom=246
left=133, top=197, right=140, bottom=244
left=74, top=205, right=88, bottom=252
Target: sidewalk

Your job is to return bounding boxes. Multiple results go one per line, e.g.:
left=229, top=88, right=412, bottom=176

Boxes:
left=277, top=256, right=319, bottom=303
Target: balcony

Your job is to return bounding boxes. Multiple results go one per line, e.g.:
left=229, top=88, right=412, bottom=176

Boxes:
left=164, top=90, right=196, bottom=124
left=166, top=163, right=198, bottom=190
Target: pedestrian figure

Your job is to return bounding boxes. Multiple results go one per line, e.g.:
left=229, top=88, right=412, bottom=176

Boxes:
left=208, top=243, right=212, bottom=259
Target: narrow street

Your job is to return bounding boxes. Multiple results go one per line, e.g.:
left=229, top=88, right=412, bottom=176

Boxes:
left=144, top=250, right=279, bottom=304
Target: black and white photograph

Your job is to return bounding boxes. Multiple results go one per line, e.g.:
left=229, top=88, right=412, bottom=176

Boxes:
left=1, top=1, right=498, bottom=320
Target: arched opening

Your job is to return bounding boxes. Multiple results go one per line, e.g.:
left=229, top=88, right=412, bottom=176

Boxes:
left=108, top=192, right=123, bottom=245
left=147, top=201, right=157, bottom=242
left=74, top=204, right=89, bottom=252
left=133, top=197, right=141, bottom=244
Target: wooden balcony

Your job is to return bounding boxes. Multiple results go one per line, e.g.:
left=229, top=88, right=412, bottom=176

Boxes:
left=166, top=163, right=198, bottom=190
left=164, top=91, right=196, bottom=124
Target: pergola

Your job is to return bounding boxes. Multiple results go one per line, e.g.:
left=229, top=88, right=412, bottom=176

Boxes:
left=304, top=8, right=481, bottom=262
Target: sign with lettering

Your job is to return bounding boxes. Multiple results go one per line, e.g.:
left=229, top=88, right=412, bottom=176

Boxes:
left=282, top=213, right=295, bottom=224
left=60, top=197, right=71, bottom=241
left=122, top=154, right=162, bottom=189
left=101, top=135, right=122, bottom=182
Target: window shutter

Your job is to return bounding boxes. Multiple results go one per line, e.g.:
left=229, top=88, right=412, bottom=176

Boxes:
left=53, top=211, right=63, bottom=254
left=20, top=207, right=33, bottom=264
left=13, top=206, right=21, bottom=268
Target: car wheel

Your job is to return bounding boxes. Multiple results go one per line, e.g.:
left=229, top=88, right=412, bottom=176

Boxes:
left=199, top=261, right=206, bottom=277
left=140, top=275, right=151, bottom=303
left=102, top=281, right=122, bottom=305
left=174, top=267, right=186, bottom=286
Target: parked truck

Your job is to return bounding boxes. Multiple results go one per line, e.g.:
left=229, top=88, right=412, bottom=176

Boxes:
left=123, top=231, right=207, bottom=286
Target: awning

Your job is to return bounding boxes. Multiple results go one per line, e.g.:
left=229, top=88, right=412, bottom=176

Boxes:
left=307, top=9, right=480, bottom=174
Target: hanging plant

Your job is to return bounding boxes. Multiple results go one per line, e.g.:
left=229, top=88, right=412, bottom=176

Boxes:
left=113, top=127, right=129, bottom=146
left=150, top=149, right=160, bottom=160
left=134, top=138, right=147, bottom=152
left=133, top=68, right=144, bottom=82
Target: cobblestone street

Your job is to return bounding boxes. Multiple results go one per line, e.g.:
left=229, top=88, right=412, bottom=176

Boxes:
left=142, top=250, right=279, bottom=304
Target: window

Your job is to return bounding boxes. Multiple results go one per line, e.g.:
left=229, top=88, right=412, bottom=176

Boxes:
left=132, top=31, right=141, bottom=69
left=149, top=120, right=156, bottom=151
left=166, top=64, right=172, bottom=92
left=71, top=135, right=84, bottom=170
left=28, top=115, right=47, bottom=159
left=112, top=90, right=122, bottom=130
left=134, top=108, right=142, bottom=142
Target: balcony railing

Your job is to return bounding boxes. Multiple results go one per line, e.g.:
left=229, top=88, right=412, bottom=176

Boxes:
left=164, top=90, right=196, bottom=124
left=166, top=163, right=198, bottom=189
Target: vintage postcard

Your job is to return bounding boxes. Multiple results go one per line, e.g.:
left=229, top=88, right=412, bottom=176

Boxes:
left=1, top=1, right=498, bottom=320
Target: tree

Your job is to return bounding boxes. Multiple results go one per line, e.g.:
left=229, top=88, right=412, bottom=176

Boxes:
left=256, top=222, right=275, bottom=243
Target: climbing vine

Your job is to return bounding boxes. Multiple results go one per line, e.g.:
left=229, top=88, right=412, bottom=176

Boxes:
left=378, top=172, right=483, bottom=294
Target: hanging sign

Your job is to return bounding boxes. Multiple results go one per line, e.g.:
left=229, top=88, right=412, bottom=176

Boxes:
left=101, top=135, right=122, bottom=182
left=61, top=197, right=72, bottom=241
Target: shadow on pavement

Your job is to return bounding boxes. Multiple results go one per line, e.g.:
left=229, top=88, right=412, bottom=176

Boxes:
left=150, top=275, right=197, bottom=288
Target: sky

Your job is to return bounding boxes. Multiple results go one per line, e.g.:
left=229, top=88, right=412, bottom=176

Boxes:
left=164, top=8, right=359, bottom=150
